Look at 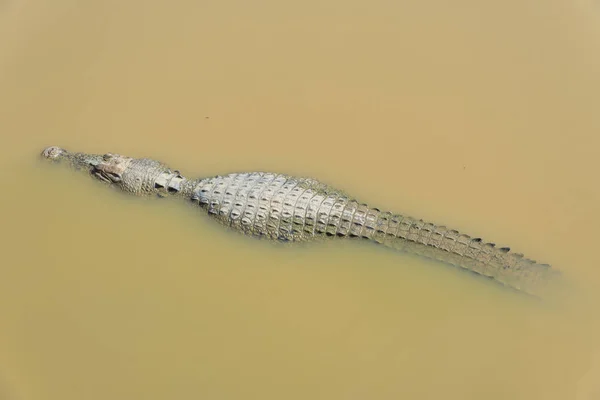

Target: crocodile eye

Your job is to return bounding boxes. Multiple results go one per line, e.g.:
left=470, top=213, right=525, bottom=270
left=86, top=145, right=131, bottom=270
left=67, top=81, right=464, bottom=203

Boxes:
left=103, top=153, right=114, bottom=161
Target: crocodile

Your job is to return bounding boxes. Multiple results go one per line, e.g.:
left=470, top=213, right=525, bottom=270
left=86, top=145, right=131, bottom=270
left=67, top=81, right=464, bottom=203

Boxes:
left=41, top=145, right=560, bottom=297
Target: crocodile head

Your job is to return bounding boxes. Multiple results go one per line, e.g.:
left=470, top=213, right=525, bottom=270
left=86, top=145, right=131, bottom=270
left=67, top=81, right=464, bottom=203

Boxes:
left=41, top=146, right=175, bottom=196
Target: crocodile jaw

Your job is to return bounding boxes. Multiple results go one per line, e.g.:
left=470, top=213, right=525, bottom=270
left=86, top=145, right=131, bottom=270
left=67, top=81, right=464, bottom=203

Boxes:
left=41, top=146, right=104, bottom=171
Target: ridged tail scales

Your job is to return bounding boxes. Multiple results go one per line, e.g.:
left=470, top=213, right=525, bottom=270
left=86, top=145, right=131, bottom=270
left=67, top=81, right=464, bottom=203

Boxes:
left=373, top=216, right=556, bottom=295
left=189, top=172, right=557, bottom=296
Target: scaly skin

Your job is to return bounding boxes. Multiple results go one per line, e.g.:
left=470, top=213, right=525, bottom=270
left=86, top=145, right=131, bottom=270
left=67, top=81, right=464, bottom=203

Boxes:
left=41, top=146, right=560, bottom=296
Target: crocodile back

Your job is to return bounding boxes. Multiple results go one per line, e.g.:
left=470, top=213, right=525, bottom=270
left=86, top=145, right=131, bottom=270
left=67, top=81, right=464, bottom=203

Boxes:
left=190, top=172, right=352, bottom=241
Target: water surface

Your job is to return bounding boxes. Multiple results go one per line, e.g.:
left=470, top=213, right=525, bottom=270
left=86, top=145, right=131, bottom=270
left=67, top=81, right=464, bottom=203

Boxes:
left=1, top=1, right=600, bottom=399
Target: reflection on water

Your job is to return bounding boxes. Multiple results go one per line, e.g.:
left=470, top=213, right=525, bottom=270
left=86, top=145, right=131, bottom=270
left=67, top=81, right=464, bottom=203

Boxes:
left=1, top=0, right=599, bottom=399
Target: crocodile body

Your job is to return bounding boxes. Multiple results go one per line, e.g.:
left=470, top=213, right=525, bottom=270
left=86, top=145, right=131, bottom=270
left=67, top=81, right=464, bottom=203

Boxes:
left=41, top=146, right=560, bottom=297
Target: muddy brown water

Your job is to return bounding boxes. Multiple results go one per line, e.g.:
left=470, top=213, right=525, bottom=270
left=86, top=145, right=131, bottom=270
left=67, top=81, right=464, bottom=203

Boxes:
left=1, top=1, right=600, bottom=399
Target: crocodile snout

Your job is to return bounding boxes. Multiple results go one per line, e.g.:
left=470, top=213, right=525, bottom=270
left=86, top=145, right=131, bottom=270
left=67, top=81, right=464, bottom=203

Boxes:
left=42, top=146, right=67, bottom=159
left=40, top=146, right=103, bottom=170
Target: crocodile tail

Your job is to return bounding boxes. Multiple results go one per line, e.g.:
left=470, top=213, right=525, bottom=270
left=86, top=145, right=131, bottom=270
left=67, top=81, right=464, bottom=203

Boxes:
left=350, top=208, right=560, bottom=297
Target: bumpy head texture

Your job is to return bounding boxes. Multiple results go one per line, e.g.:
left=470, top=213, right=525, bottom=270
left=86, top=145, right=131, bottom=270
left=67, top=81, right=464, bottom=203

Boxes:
left=41, top=146, right=173, bottom=196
